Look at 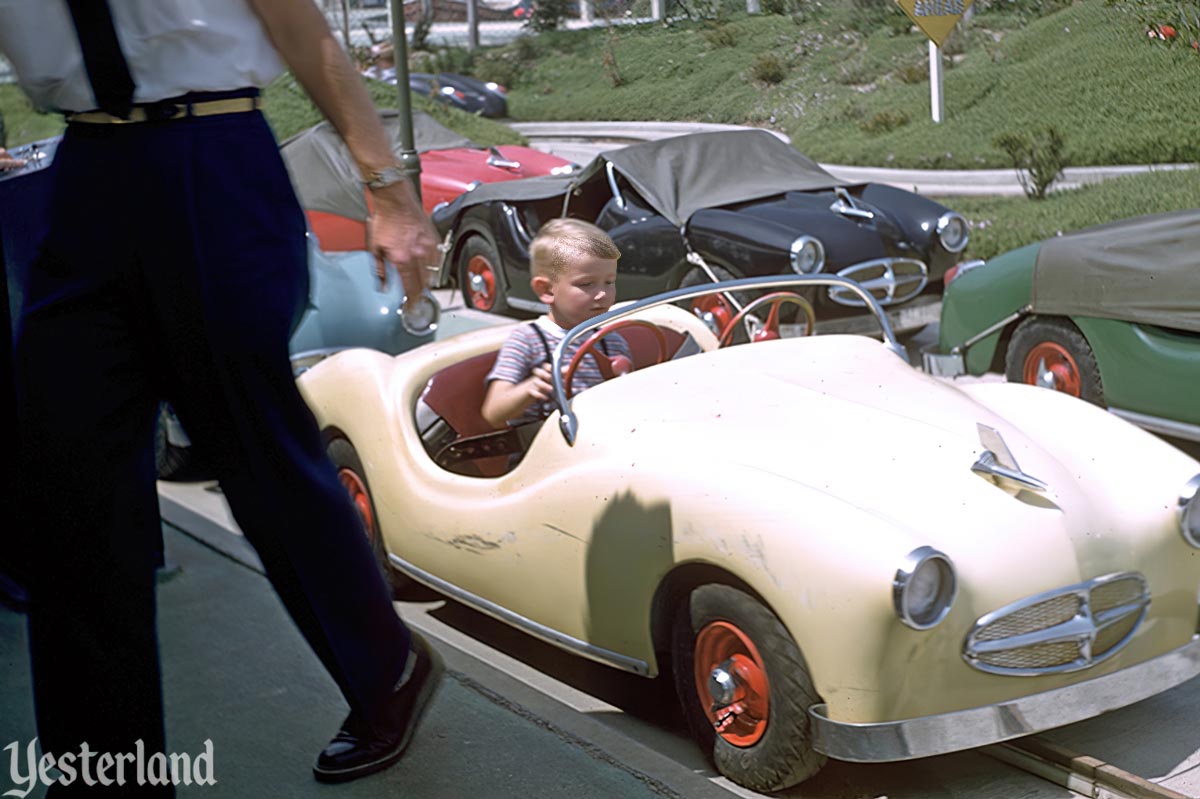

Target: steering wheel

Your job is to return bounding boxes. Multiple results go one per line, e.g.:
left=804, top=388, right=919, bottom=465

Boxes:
left=563, top=319, right=668, bottom=398
left=718, top=292, right=817, bottom=348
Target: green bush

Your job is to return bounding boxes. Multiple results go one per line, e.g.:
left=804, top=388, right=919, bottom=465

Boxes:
left=994, top=126, right=1067, bottom=200
left=751, top=53, right=787, bottom=84
left=702, top=22, right=738, bottom=47
left=526, top=0, right=574, bottom=32
left=896, top=62, right=927, bottom=84
left=859, top=108, right=909, bottom=134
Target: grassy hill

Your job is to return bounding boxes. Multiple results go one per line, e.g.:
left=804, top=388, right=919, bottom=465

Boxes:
left=482, top=0, right=1198, bottom=169
left=2, top=0, right=1197, bottom=260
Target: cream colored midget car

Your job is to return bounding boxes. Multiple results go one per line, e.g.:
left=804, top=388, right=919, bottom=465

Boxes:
left=298, top=275, right=1200, bottom=793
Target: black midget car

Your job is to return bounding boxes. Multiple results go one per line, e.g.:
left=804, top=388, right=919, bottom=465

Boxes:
left=431, top=130, right=969, bottom=335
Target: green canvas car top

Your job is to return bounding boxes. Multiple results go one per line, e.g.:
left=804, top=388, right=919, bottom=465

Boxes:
left=1032, top=209, right=1200, bottom=334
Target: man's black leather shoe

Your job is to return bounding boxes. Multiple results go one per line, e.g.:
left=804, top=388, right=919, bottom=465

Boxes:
left=312, top=632, right=444, bottom=783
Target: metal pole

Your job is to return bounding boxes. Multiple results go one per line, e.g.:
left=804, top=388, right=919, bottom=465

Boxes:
left=929, top=39, right=944, bottom=124
left=388, top=0, right=422, bottom=200
left=467, top=0, right=479, bottom=51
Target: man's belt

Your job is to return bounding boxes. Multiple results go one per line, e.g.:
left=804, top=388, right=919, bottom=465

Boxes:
left=65, top=96, right=262, bottom=125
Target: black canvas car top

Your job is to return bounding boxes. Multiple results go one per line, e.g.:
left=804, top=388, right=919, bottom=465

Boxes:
left=1031, top=208, right=1200, bottom=334
left=437, top=129, right=853, bottom=229
left=280, top=110, right=477, bottom=221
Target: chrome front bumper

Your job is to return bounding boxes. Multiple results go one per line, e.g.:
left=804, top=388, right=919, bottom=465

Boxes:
left=809, top=634, right=1200, bottom=762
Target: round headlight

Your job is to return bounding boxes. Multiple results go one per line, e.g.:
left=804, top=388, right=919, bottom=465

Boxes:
left=789, top=235, right=825, bottom=274
left=1180, top=474, right=1200, bottom=548
left=400, top=290, right=441, bottom=337
left=893, top=546, right=957, bottom=630
left=936, top=213, right=969, bottom=254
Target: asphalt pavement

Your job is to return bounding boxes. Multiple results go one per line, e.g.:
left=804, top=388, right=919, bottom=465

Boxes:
left=0, top=525, right=698, bottom=799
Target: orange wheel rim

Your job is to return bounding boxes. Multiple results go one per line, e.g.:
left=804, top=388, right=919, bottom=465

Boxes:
left=466, top=255, right=497, bottom=311
left=337, top=467, right=376, bottom=544
left=693, top=620, right=770, bottom=746
left=1022, top=342, right=1082, bottom=397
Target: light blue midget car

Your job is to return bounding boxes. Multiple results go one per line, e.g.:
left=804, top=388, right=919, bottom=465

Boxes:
left=155, top=237, right=499, bottom=479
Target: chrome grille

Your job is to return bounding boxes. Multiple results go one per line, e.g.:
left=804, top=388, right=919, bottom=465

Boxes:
left=973, top=594, right=1080, bottom=642
left=963, top=572, right=1150, bottom=676
left=829, top=258, right=927, bottom=307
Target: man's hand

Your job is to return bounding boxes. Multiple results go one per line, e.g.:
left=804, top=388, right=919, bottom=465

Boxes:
left=0, top=147, right=25, bottom=171
left=246, top=0, right=441, bottom=311
left=365, top=180, right=440, bottom=308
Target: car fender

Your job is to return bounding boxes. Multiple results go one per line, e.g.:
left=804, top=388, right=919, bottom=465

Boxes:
left=938, top=243, right=1039, bottom=374
left=1073, top=315, right=1200, bottom=427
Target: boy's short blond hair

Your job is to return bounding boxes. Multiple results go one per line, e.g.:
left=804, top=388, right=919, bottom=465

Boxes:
left=529, top=218, right=621, bottom=282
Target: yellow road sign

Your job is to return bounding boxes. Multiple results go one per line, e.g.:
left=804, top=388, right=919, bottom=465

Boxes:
left=895, top=0, right=973, bottom=48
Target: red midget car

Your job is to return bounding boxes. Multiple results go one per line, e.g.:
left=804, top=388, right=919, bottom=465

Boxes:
left=281, top=110, right=576, bottom=253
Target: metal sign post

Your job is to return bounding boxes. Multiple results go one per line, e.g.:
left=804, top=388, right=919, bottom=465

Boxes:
left=388, top=0, right=422, bottom=200
left=929, top=40, right=943, bottom=123
left=894, top=0, right=972, bottom=123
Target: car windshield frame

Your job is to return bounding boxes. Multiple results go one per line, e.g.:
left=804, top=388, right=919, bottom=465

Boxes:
left=550, top=275, right=908, bottom=445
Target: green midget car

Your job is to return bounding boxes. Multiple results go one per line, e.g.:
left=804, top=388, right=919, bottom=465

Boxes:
left=926, top=209, right=1200, bottom=443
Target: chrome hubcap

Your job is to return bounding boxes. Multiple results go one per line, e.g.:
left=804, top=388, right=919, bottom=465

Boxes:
left=1035, top=357, right=1057, bottom=390
left=469, top=272, right=487, bottom=294
left=708, top=660, right=738, bottom=708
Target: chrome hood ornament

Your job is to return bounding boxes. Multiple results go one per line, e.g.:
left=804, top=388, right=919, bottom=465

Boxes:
left=971, top=423, right=1048, bottom=493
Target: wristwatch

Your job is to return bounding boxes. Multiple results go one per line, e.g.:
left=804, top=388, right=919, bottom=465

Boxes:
left=363, top=164, right=408, bottom=191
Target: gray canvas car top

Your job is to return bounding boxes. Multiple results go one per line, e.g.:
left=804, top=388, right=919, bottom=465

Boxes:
left=437, top=129, right=854, bottom=228
left=1031, top=208, right=1200, bottom=333
left=280, top=110, right=476, bottom=221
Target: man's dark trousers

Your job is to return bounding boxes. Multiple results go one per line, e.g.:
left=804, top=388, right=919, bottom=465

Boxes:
left=14, top=109, right=411, bottom=773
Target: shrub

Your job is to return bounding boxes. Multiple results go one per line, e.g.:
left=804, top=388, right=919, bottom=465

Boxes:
left=702, top=23, right=738, bottom=47
left=762, top=0, right=789, bottom=14
left=994, top=127, right=1067, bottom=200
left=526, top=0, right=573, bottom=32
left=858, top=109, right=909, bottom=134
left=751, top=53, right=787, bottom=84
left=512, top=34, right=541, bottom=62
left=602, top=27, right=626, bottom=87
left=896, top=62, right=927, bottom=84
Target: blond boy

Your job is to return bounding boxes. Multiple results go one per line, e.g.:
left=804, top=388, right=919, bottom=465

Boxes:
left=482, top=219, right=633, bottom=428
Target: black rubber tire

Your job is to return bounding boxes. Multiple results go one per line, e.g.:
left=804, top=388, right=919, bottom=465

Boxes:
left=154, top=404, right=212, bottom=482
left=1005, top=316, right=1105, bottom=406
left=671, top=584, right=826, bottom=792
left=458, top=234, right=510, bottom=315
left=326, top=437, right=408, bottom=595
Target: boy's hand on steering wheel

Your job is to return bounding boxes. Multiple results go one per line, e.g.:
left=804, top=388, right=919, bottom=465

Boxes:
left=524, top=363, right=555, bottom=402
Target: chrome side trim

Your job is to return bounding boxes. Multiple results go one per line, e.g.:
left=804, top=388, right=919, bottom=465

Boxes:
left=386, top=552, right=651, bottom=676
left=950, top=306, right=1030, bottom=356
left=809, top=634, right=1200, bottom=763
left=1109, top=407, right=1200, bottom=444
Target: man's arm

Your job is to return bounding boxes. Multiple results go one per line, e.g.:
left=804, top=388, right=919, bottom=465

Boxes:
left=246, top=0, right=438, bottom=307
left=0, top=148, right=24, bottom=170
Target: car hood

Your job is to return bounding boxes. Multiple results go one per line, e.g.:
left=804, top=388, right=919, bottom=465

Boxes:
left=566, top=336, right=1183, bottom=538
